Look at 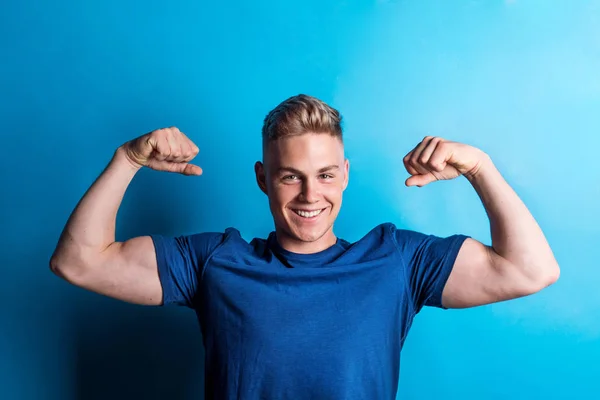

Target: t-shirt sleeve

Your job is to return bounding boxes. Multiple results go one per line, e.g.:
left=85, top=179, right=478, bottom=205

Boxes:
left=150, top=232, right=225, bottom=308
left=390, top=224, right=470, bottom=312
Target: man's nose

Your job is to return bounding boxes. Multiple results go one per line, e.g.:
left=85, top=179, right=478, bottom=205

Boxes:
left=300, top=179, right=320, bottom=203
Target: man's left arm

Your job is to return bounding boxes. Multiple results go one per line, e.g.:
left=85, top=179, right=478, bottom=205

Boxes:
left=403, top=136, right=560, bottom=309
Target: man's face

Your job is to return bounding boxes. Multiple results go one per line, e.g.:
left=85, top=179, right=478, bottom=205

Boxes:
left=255, top=133, right=349, bottom=253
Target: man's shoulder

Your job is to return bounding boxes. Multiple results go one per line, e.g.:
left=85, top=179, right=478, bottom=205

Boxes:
left=189, top=227, right=272, bottom=256
left=342, top=222, right=438, bottom=254
left=338, top=222, right=399, bottom=253
left=182, top=227, right=254, bottom=241
left=348, top=222, right=412, bottom=243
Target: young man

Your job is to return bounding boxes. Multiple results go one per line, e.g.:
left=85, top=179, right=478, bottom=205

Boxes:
left=50, top=94, right=559, bottom=399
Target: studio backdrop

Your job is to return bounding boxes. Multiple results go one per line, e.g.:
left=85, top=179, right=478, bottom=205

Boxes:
left=1, top=0, right=598, bottom=399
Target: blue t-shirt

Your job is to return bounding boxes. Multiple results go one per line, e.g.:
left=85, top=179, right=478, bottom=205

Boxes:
left=151, top=223, right=469, bottom=399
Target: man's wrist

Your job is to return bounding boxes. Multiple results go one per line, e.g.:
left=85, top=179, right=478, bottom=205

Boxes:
left=464, top=152, right=494, bottom=183
left=113, top=146, right=144, bottom=173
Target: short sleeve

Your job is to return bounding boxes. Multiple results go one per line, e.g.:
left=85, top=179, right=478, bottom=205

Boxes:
left=150, top=232, right=225, bottom=308
left=390, top=224, right=469, bottom=312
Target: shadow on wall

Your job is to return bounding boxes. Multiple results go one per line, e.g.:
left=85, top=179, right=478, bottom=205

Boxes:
left=70, top=163, right=208, bottom=400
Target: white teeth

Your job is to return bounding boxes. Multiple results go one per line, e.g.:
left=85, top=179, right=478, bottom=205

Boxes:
left=295, top=209, right=323, bottom=218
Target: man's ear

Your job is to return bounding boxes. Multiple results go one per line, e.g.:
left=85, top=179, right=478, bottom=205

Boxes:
left=255, top=161, right=268, bottom=195
left=342, top=158, right=350, bottom=191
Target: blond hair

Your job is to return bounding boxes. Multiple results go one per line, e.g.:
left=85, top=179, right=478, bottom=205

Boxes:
left=262, top=94, right=343, bottom=146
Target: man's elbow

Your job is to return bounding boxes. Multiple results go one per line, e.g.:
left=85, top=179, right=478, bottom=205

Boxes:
left=544, top=263, right=560, bottom=286
left=49, top=253, right=90, bottom=285
left=49, top=255, right=72, bottom=281
left=529, top=262, right=560, bottom=294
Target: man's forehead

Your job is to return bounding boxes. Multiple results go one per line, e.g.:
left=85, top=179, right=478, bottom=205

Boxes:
left=275, top=163, right=341, bottom=174
left=268, top=135, right=342, bottom=154
left=263, top=134, right=344, bottom=167
left=266, top=149, right=343, bottom=169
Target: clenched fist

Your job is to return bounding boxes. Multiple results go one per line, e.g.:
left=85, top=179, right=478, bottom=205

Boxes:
left=403, top=136, right=489, bottom=187
left=121, top=127, right=202, bottom=176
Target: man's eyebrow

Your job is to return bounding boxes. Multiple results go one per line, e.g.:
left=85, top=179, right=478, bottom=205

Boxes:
left=277, top=165, right=340, bottom=175
left=318, top=165, right=340, bottom=173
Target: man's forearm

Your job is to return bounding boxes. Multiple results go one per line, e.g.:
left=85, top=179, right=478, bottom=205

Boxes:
left=466, top=155, right=560, bottom=283
left=51, top=146, right=141, bottom=266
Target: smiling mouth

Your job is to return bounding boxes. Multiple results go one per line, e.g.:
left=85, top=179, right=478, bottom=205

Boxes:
left=292, top=208, right=325, bottom=218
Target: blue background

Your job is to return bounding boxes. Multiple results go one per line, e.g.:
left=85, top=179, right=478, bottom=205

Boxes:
left=1, top=0, right=598, bottom=399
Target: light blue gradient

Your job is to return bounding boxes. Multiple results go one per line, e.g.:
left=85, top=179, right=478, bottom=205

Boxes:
left=1, top=1, right=598, bottom=399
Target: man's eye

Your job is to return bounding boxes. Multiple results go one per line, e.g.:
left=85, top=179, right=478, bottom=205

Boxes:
left=283, top=175, right=299, bottom=180
left=320, top=174, right=333, bottom=179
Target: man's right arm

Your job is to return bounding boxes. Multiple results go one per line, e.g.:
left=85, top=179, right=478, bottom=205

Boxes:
left=49, top=127, right=201, bottom=305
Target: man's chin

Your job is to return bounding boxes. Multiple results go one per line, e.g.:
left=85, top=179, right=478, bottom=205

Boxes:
left=295, top=232, right=323, bottom=243
left=276, top=214, right=334, bottom=242
left=291, top=225, right=332, bottom=243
